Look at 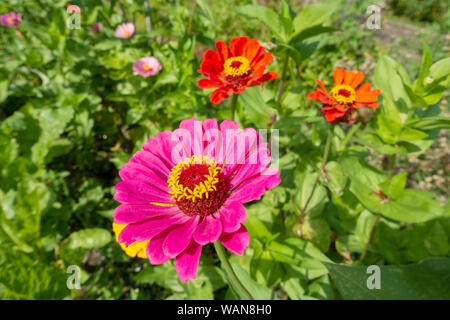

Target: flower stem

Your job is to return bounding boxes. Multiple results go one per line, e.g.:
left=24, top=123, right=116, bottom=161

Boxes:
left=230, top=94, right=238, bottom=121
left=300, top=125, right=334, bottom=227
left=360, top=214, right=380, bottom=262
left=387, top=153, right=397, bottom=184
left=276, top=57, right=289, bottom=103
left=361, top=154, right=396, bottom=262
left=214, top=241, right=254, bottom=300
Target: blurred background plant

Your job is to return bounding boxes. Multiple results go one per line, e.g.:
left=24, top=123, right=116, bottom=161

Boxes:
left=0, top=0, right=448, bottom=300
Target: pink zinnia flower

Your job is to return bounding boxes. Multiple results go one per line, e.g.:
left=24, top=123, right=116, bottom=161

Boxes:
left=113, top=118, right=280, bottom=282
left=115, top=22, right=134, bottom=39
left=133, top=57, right=162, bottom=77
left=1, top=12, right=22, bottom=28
left=91, top=22, right=102, bottom=33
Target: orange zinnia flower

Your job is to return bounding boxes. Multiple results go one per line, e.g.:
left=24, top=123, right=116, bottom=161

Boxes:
left=308, top=68, right=381, bottom=124
left=197, top=36, right=278, bottom=104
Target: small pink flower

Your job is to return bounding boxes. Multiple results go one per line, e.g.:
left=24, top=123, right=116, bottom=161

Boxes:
left=1, top=12, right=22, bottom=28
left=115, top=22, right=134, bottom=39
left=113, top=118, right=280, bottom=282
left=91, top=22, right=102, bottom=33
left=133, top=57, right=162, bottom=77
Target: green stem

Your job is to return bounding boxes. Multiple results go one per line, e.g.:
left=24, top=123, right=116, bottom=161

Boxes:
left=387, top=153, right=397, bottom=184
left=361, top=154, right=396, bottom=262
left=214, top=241, right=254, bottom=300
left=360, top=214, right=380, bottom=262
left=300, top=125, right=334, bottom=226
left=276, top=57, right=289, bottom=103
left=230, top=94, right=238, bottom=121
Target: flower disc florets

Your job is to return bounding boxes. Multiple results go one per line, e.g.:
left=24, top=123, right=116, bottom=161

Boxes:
left=167, top=155, right=229, bottom=217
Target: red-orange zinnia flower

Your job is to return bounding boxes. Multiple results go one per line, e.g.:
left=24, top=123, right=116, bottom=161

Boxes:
left=197, top=36, right=278, bottom=104
left=308, top=68, right=381, bottom=123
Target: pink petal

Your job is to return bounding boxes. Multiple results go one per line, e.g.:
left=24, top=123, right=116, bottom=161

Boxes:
left=114, top=180, right=173, bottom=204
left=118, top=213, right=189, bottom=246
left=227, top=167, right=281, bottom=203
left=113, top=203, right=179, bottom=224
left=219, top=224, right=250, bottom=255
left=193, top=214, right=223, bottom=245
left=119, top=162, right=170, bottom=193
left=220, top=202, right=246, bottom=233
left=175, top=240, right=202, bottom=282
left=147, top=228, right=173, bottom=265
left=129, top=150, right=170, bottom=179
left=162, top=215, right=199, bottom=257
left=179, top=118, right=204, bottom=156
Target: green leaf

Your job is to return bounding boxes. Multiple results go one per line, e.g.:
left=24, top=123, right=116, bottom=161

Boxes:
left=295, top=167, right=328, bottom=215
left=374, top=56, right=411, bottom=109
left=235, top=5, right=287, bottom=41
left=413, top=42, right=433, bottom=92
left=60, top=228, right=112, bottom=265
left=379, top=172, right=407, bottom=199
left=374, top=96, right=402, bottom=145
left=0, top=251, right=68, bottom=299
left=398, top=127, right=428, bottom=142
left=380, top=189, right=442, bottom=223
left=407, top=116, right=450, bottom=131
left=239, top=86, right=277, bottom=128
left=323, top=161, right=348, bottom=196
left=0, top=79, right=9, bottom=103
left=230, top=264, right=277, bottom=300
left=326, top=258, right=450, bottom=300
left=66, top=228, right=111, bottom=250
left=266, top=237, right=331, bottom=280
left=292, top=1, right=339, bottom=36
left=427, top=57, right=450, bottom=85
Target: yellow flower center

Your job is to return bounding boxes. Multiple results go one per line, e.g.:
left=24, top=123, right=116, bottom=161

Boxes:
left=223, top=56, right=252, bottom=78
left=8, top=17, right=14, bottom=25
left=167, top=155, right=220, bottom=203
left=122, top=30, right=131, bottom=37
left=143, top=63, right=152, bottom=71
left=330, top=84, right=356, bottom=105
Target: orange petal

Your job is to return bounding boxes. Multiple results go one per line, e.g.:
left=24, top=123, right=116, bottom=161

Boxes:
left=210, top=89, right=230, bottom=104
left=315, top=79, right=329, bottom=94
left=200, top=49, right=223, bottom=75
left=349, top=72, right=364, bottom=88
left=230, top=36, right=249, bottom=57
left=324, top=108, right=345, bottom=122
left=343, top=70, right=356, bottom=86
left=258, top=71, right=278, bottom=82
left=356, top=92, right=379, bottom=103
left=365, top=103, right=379, bottom=109
left=356, top=82, right=371, bottom=93
left=334, top=68, right=345, bottom=85
left=251, top=51, right=273, bottom=71
left=243, top=39, right=264, bottom=65
left=198, top=78, right=219, bottom=89
left=215, top=40, right=231, bottom=65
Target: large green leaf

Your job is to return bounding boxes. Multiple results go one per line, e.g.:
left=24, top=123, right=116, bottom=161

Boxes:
left=235, top=5, right=288, bottom=42
left=326, top=258, right=450, bottom=300
left=291, top=1, right=339, bottom=38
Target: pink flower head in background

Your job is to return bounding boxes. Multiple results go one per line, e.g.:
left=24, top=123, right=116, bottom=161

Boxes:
left=115, top=22, right=135, bottom=39
left=66, top=3, right=81, bottom=13
left=113, top=118, right=280, bottom=282
left=91, top=22, right=102, bottom=33
left=1, top=12, right=22, bottom=28
left=133, top=57, right=162, bottom=77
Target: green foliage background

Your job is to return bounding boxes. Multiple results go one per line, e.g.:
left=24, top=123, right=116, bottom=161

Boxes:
left=0, top=0, right=449, bottom=300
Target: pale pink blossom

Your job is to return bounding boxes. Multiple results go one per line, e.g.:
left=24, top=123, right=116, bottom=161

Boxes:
left=115, top=22, right=134, bottom=39
left=132, top=56, right=162, bottom=77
